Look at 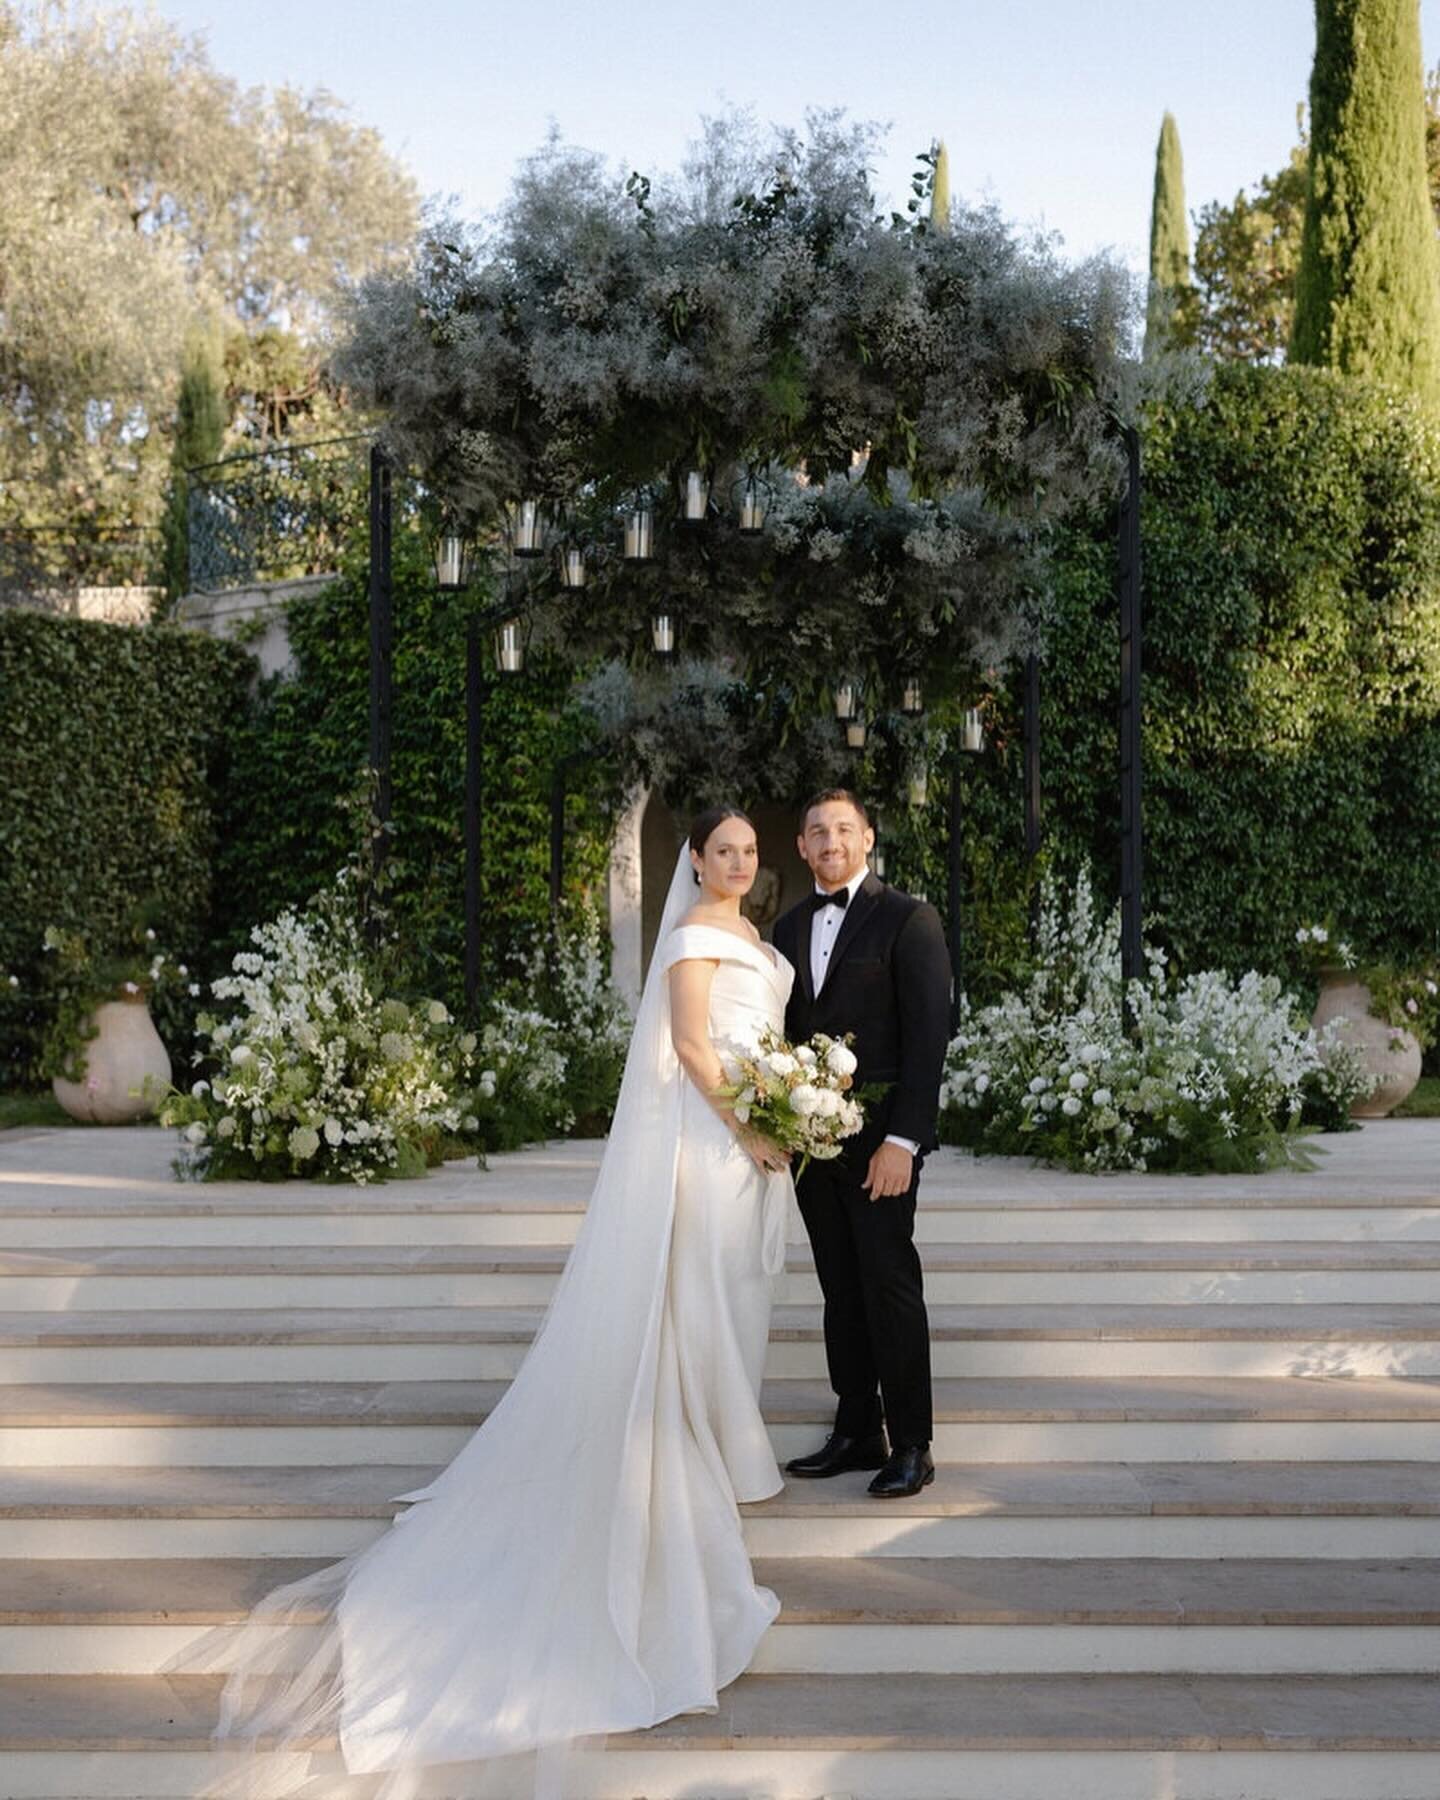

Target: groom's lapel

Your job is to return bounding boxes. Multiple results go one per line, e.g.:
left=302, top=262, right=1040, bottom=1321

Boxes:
left=824, top=873, right=884, bottom=990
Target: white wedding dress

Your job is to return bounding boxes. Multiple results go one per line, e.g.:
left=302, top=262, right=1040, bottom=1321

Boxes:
left=173, top=849, right=796, bottom=1799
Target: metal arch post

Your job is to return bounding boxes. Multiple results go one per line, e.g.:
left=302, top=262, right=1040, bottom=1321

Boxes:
left=367, top=444, right=393, bottom=944
left=1118, top=425, right=1144, bottom=1014
left=464, top=612, right=485, bottom=1018
left=1023, top=650, right=1042, bottom=941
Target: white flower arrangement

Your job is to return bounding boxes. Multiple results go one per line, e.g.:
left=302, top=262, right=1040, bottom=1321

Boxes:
left=717, top=1027, right=867, bottom=1175
left=156, top=886, right=485, bottom=1185
left=942, top=868, right=1377, bottom=1174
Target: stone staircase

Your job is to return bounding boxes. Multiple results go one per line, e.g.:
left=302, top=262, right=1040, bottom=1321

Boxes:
left=2, top=1123, right=1440, bottom=1799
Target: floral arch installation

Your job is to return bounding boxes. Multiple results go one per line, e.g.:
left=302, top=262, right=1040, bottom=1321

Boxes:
left=338, top=117, right=1136, bottom=812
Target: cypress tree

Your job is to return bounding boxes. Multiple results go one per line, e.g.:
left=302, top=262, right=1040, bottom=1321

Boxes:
left=1145, top=112, right=1195, bottom=354
left=162, top=320, right=228, bottom=604
left=930, top=139, right=951, bottom=232
left=1290, top=0, right=1440, bottom=403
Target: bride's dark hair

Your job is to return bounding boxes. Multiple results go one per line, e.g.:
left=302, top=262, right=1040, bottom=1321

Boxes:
left=688, top=806, right=756, bottom=882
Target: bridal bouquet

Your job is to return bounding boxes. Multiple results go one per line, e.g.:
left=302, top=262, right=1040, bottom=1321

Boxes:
left=717, top=1026, right=867, bottom=1175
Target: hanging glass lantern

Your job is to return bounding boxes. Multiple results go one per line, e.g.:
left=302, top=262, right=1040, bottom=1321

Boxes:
left=508, top=499, right=545, bottom=558
left=558, top=545, right=587, bottom=591
left=651, top=613, right=676, bottom=657
left=833, top=681, right=860, bottom=722
left=680, top=469, right=710, bottom=525
left=736, top=472, right=770, bottom=536
left=845, top=718, right=868, bottom=750
left=495, top=618, right=525, bottom=675
left=907, top=764, right=929, bottom=808
left=961, top=707, right=985, bottom=755
left=432, top=530, right=471, bottom=592
left=901, top=678, right=924, bottom=717
left=873, top=848, right=887, bottom=880
left=623, top=497, right=655, bottom=561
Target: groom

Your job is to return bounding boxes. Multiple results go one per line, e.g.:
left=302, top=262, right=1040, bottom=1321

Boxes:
left=772, top=789, right=952, bottom=1498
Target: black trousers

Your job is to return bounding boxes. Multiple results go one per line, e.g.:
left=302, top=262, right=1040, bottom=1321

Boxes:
left=794, top=1147, right=933, bottom=1448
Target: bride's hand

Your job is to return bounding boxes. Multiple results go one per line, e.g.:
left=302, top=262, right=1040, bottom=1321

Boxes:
left=734, top=1124, right=790, bottom=1175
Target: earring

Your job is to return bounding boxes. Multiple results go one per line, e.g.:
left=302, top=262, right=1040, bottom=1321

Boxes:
left=693, top=869, right=702, bottom=885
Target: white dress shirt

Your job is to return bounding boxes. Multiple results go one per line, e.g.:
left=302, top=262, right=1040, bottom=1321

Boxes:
left=809, top=869, right=919, bottom=1160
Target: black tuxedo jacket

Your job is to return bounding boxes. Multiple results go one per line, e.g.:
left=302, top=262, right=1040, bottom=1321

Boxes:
left=772, top=874, right=952, bottom=1155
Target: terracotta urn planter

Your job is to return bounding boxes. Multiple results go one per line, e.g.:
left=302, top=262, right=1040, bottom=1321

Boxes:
left=1310, top=971, right=1422, bottom=1119
left=51, top=995, right=172, bottom=1125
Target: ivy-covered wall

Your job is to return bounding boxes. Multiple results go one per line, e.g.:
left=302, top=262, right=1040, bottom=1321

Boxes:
left=0, top=610, right=253, bottom=1081
left=888, top=363, right=1440, bottom=1001
left=212, top=534, right=620, bottom=993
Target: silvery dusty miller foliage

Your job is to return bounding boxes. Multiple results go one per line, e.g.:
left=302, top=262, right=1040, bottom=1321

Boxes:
left=334, top=113, right=1136, bottom=712
left=942, top=867, right=1375, bottom=1174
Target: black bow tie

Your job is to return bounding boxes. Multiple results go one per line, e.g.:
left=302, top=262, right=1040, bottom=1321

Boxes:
left=812, top=887, right=850, bottom=913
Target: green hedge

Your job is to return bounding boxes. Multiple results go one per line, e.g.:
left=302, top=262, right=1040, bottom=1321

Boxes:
left=889, top=363, right=1440, bottom=1007
left=0, top=611, right=254, bottom=1082
left=211, top=534, right=620, bottom=996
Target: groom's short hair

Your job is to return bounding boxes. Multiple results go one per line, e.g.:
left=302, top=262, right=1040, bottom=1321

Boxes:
left=800, top=788, right=871, bottom=830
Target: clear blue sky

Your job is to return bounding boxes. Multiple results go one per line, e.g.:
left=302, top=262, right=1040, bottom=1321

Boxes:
left=158, top=0, right=1440, bottom=273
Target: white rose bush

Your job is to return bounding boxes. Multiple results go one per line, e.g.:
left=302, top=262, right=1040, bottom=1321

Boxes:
left=716, top=1027, right=868, bottom=1176
left=157, top=883, right=491, bottom=1185
left=942, top=868, right=1375, bottom=1174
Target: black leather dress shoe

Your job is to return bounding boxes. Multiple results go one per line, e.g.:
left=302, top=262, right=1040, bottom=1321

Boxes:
left=867, top=1443, right=935, bottom=1497
left=784, top=1431, right=889, bottom=1479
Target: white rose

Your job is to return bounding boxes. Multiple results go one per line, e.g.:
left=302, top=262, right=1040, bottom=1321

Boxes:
left=814, top=1087, right=842, bottom=1117
left=791, top=1083, right=822, bottom=1117
left=188, top=983, right=201, bottom=997
left=190, top=1080, right=210, bottom=1098
left=766, top=1052, right=799, bottom=1078
left=230, top=1045, right=253, bottom=1065
left=184, top=1121, right=207, bottom=1144
left=1028, top=1075, right=1049, bottom=1094
left=1092, top=1088, right=1112, bottom=1107
left=795, top=1046, right=818, bottom=1067
left=1068, top=1070, right=1088, bottom=1092
left=1079, top=1044, right=1103, bottom=1065
left=480, top=1071, right=497, bottom=1098
left=1061, top=1095, right=1083, bottom=1116
left=825, top=1042, right=858, bottom=1078
left=323, top=1117, right=344, bottom=1146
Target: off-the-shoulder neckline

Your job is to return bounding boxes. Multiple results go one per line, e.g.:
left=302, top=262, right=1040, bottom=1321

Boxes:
left=666, top=921, right=788, bottom=978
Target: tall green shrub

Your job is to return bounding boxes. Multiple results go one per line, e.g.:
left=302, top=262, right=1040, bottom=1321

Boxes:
left=161, top=320, right=228, bottom=604
left=889, top=363, right=1440, bottom=998
left=212, top=532, right=620, bottom=998
left=1290, top=0, right=1440, bottom=404
left=1146, top=112, right=1195, bottom=354
left=0, top=612, right=253, bottom=1081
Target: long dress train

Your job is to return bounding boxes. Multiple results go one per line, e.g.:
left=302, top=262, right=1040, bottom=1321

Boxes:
left=165, top=850, right=796, bottom=1799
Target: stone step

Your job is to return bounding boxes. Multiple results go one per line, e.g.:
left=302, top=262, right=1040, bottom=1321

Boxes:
left=5, top=1554, right=1440, bottom=1678
left=8, top=1191, right=1440, bottom=1247
left=3, top=1459, right=1437, bottom=1561
left=3, top=1671, right=1439, bottom=1798
left=2, top=1300, right=1439, bottom=1384
left=2, top=1376, right=1439, bottom=1466
left=2, top=1240, right=1437, bottom=1310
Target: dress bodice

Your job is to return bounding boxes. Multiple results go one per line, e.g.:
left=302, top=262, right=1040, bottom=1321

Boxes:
left=659, top=925, right=794, bottom=1046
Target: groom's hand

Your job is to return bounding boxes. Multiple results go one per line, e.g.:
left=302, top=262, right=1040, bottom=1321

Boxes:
left=862, top=1141, right=913, bottom=1200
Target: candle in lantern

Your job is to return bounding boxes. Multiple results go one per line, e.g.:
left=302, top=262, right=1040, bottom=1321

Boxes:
left=651, top=613, right=676, bottom=656
left=495, top=619, right=525, bottom=674
left=962, top=708, right=985, bottom=754
left=682, top=470, right=710, bottom=523
left=624, top=504, right=654, bottom=561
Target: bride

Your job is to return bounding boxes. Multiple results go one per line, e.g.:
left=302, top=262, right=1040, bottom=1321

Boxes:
left=177, top=806, right=800, bottom=1798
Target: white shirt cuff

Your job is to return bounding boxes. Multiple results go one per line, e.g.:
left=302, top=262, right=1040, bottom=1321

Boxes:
left=883, top=1133, right=920, bottom=1156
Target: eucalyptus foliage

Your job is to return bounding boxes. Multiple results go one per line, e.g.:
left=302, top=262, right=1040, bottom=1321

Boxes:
left=336, top=114, right=1134, bottom=721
